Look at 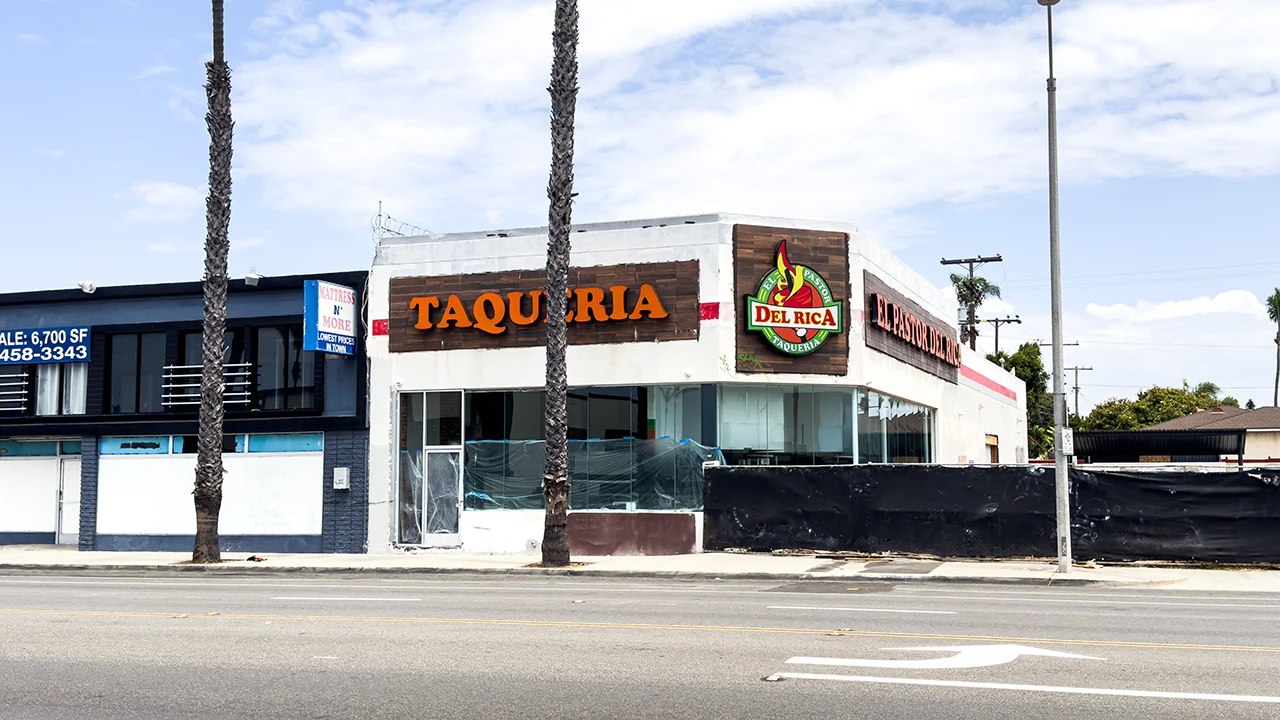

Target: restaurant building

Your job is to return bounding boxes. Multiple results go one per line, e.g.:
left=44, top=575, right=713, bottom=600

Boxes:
left=366, top=214, right=1027, bottom=554
left=0, top=272, right=368, bottom=552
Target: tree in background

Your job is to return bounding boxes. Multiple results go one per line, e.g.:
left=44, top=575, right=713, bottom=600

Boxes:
left=1221, top=396, right=1240, bottom=408
left=539, top=0, right=579, bottom=568
left=1193, top=381, right=1220, bottom=398
left=988, top=342, right=1052, bottom=459
left=193, top=0, right=234, bottom=564
left=1074, top=383, right=1223, bottom=431
left=1269, top=288, right=1280, bottom=407
left=951, top=273, right=1001, bottom=351
left=1247, top=399, right=1257, bottom=410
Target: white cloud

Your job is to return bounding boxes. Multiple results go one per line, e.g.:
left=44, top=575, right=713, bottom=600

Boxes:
left=124, top=181, right=204, bottom=222
left=1085, top=290, right=1270, bottom=323
left=229, top=0, right=1280, bottom=233
left=130, top=64, right=175, bottom=80
left=16, top=34, right=45, bottom=44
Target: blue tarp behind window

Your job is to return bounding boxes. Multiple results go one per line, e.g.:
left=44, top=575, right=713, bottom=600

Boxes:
left=247, top=433, right=323, bottom=453
left=100, top=436, right=170, bottom=455
left=0, top=440, right=59, bottom=457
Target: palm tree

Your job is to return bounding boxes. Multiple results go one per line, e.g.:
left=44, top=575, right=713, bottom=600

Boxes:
left=1268, top=288, right=1280, bottom=407
left=193, top=0, right=234, bottom=564
left=950, top=273, right=1001, bottom=351
left=540, top=0, right=578, bottom=568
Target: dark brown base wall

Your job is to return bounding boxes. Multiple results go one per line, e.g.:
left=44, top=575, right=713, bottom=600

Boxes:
left=568, top=512, right=698, bottom=556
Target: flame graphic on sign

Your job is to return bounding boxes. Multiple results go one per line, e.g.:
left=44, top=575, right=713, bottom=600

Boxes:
left=771, top=241, right=809, bottom=306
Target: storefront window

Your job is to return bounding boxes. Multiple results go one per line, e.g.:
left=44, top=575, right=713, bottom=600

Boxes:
left=647, top=385, right=702, bottom=443
left=719, top=385, right=932, bottom=465
left=107, top=332, right=165, bottom=414
left=719, top=385, right=853, bottom=465
left=858, top=390, right=933, bottom=464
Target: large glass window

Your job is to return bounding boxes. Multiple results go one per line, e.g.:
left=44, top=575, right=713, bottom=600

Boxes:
left=255, top=326, right=315, bottom=411
left=107, top=333, right=165, bottom=414
left=647, top=385, right=702, bottom=443
left=719, top=385, right=853, bottom=465
left=858, top=390, right=933, bottom=464
left=466, top=390, right=545, bottom=441
left=719, top=385, right=931, bottom=465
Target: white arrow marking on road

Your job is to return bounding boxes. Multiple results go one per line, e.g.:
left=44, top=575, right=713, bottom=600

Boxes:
left=787, top=644, right=1103, bottom=670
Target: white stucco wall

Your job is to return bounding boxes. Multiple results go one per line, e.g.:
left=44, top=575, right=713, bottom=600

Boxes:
left=366, top=213, right=1027, bottom=551
left=0, top=458, right=59, bottom=533
left=96, top=454, right=323, bottom=535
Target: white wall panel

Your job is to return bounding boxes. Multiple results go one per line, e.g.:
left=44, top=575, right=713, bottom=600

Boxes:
left=0, top=458, right=59, bottom=532
left=97, top=454, right=323, bottom=535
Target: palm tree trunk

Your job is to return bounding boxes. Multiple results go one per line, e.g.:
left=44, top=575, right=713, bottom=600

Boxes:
left=541, top=0, right=579, bottom=568
left=1273, top=327, right=1279, bottom=408
left=193, top=0, right=234, bottom=564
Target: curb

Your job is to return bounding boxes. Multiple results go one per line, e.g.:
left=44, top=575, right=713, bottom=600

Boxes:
left=0, top=563, right=1185, bottom=587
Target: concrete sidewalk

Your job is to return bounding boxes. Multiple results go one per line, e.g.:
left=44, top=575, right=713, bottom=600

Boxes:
left=3, top=545, right=1277, bottom=590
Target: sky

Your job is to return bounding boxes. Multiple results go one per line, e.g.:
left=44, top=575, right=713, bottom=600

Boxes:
left=3, top=0, right=1279, bottom=412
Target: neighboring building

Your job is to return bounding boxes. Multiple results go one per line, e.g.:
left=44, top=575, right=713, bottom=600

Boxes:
left=0, top=272, right=368, bottom=552
left=366, top=214, right=1028, bottom=554
left=1147, top=406, right=1280, bottom=462
left=1074, top=406, right=1280, bottom=466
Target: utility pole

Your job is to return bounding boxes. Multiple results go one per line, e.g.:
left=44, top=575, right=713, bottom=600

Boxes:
left=1066, top=366, right=1094, bottom=417
left=1038, top=0, right=1070, bottom=574
left=941, top=254, right=1003, bottom=351
left=980, top=315, right=1022, bottom=356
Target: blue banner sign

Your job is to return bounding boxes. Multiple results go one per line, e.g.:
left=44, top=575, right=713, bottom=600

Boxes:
left=0, top=326, right=91, bottom=365
left=303, top=280, right=357, bottom=356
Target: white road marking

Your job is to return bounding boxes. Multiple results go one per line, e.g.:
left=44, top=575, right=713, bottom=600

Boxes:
left=766, top=673, right=1280, bottom=704
left=312, top=656, right=338, bottom=660
left=786, top=645, right=1102, bottom=670
left=768, top=605, right=955, bottom=615
left=270, top=596, right=422, bottom=602
left=899, top=587, right=1271, bottom=602
left=866, top=594, right=1280, bottom=610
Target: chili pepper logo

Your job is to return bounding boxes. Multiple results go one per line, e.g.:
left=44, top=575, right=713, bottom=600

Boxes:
left=745, top=241, right=843, bottom=355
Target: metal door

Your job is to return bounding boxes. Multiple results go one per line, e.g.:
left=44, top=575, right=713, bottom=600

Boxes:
left=57, top=458, right=81, bottom=545
left=421, top=450, right=462, bottom=545
left=397, top=448, right=462, bottom=547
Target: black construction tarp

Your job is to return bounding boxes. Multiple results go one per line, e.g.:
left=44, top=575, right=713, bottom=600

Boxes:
left=703, top=465, right=1280, bottom=563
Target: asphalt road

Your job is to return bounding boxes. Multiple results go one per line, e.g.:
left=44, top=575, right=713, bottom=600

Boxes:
left=2, top=572, right=1279, bottom=719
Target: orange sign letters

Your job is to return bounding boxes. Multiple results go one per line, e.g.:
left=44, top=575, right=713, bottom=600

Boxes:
left=409, top=284, right=668, bottom=336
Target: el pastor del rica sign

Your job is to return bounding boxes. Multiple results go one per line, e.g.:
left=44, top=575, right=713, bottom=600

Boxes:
left=745, top=241, right=844, bottom=355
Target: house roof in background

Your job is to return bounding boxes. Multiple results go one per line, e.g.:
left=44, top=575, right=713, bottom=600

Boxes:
left=1145, top=406, right=1280, bottom=432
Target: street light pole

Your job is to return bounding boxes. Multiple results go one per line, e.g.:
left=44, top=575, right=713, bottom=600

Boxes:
left=1040, top=0, right=1071, bottom=574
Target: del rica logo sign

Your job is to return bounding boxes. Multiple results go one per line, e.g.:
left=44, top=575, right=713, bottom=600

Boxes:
left=745, top=241, right=844, bottom=355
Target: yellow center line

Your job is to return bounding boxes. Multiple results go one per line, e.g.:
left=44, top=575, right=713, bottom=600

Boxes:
left=4, top=607, right=1279, bottom=654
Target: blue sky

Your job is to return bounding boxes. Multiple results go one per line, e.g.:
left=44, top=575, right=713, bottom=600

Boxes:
left=3, top=0, right=1279, bottom=410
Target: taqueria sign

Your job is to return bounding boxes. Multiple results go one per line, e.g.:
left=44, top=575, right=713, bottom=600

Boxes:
left=387, top=261, right=700, bottom=352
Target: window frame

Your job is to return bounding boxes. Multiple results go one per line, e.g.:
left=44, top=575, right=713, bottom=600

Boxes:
left=104, top=331, right=167, bottom=415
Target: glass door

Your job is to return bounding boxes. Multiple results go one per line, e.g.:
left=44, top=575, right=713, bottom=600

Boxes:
left=396, top=391, right=463, bottom=547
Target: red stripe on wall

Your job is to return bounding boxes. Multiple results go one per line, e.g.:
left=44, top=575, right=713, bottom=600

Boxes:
left=960, top=365, right=1018, bottom=401
left=699, top=302, right=720, bottom=321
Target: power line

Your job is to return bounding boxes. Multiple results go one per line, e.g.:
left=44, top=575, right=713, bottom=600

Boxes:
left=1065, top=366, right=1093, bottom=417
left=1000, top=336, right=1274, bottom=349
left=1002, top=260, right=1280, bottom=285
left=941, top=254, right=1002, bottom=352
